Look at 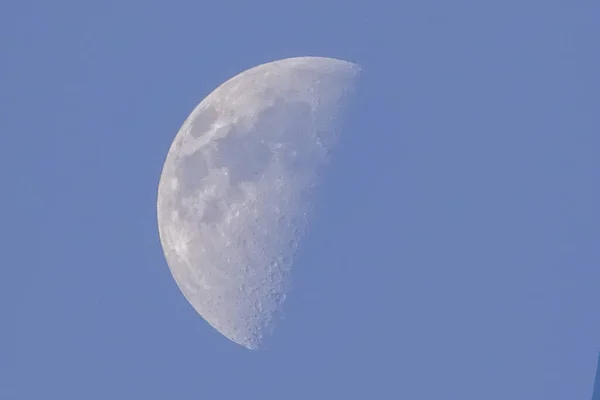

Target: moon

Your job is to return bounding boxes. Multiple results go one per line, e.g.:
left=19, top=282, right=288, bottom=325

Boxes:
left=157, top=56, right=360, bottom=349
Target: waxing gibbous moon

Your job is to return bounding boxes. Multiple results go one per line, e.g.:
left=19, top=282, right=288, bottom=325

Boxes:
left=157, top=56, right=360, bottom=349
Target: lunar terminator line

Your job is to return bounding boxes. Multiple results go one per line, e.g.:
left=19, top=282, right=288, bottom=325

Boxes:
left=157, top=56, right=360, bottom=349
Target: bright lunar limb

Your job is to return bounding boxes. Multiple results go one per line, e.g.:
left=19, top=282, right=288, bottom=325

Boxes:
left=157, top=56, right=360, bottom=349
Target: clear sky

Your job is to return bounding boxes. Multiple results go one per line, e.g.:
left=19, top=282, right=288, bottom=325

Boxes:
left=2, top=1, right=598, bottom=399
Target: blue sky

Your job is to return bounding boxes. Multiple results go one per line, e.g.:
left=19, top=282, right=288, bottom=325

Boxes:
left=2, top=1, right=599, bottom=399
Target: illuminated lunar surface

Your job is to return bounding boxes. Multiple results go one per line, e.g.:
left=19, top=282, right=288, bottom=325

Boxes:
left=157, top=56, right=360, bottom=349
